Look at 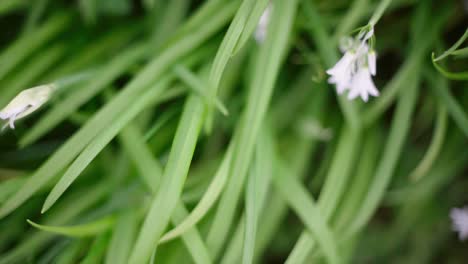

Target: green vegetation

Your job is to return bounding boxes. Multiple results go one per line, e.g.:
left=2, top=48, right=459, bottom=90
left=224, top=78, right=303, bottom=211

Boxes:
left=0, top=0, right=467, bottom=263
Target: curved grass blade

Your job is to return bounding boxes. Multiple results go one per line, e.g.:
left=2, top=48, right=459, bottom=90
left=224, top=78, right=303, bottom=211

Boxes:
left=433, top=28, right=468, bottom=61
left=410, top=105, right=447, bottom=181
left=159, top=145, right=233, bottom=243
left=0, top=174, right=116, bottom=264
left=27, top=216, right=115, bottom=237
left=427, top=69, right=468, bottom=137
left=231, top=0, right=270, bottom=55
left=209, top=0, right=255, bottom=88
left=431, top=53, right=468, bottom=80
left=204, top=0, right=260, bottom=132
left=451, top=47, right=468, bottom=58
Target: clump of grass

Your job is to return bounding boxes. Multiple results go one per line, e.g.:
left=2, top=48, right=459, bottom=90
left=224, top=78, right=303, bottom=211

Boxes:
left=0, top=0, right=467, bottom=263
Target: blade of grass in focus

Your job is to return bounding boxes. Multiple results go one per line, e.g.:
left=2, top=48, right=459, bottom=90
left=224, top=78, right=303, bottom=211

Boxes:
left=27, top=216, right=115, bottom=237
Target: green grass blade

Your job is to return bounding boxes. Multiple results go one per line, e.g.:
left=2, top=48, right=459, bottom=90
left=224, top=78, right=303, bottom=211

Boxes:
left=41, top=78, right=171, bottom=213
left=105, top=211, right=138, bottom=264
left=332, top=129, right=380, bottom=233
left=174, top=64, right=229, bottom=116
left=433, top=28, right=468, bottom=61
left=128, top=94, right=205, bottom=263
left=0, top=0, right=26, bottom=15
left=0, top=175, right=116, bottom=264
left=273, top=161, right=340, bottom=264
left=46, top=24, right=140, bottom=80
left=427, top=69, right=468, bottom=137
left=204, top=0, right=266, bottom=132
left=118, top=109, right=213, bottom=264
left=241, top=129, right=273, bottom=264
left=231, top=0, right=270, bottom=54
left=209, top=0, right=258, bottom=88
left=363, top=7, right=450, bottom=126
left=81, top=233, right=110, bottom=264
left=207, top=0, right=299, bottom=257
left=242, top=164, right=258, bottom=264
left=0, top=177, right=26, bottom=204
left=346, top=63, right=421, bottom=237
left=286, top=127, right=360, bottom=263
left=19, top=43, right=149, bottom=146
left=27, top=216, right=115, bottom=238
left=55, top=240, right=87, bottom=264
left=172, top=204, right=214, bottom=264
left=431, top=53, right=468, bottom=80
left=21, top=0, right=49, bottom=34
left=409, top=105, right=447, bottom=181
left=451, top=46, right=468, bottom=58
left=159, top=145, right=233, bottom=243
left=143, top=107, right=180, bottom=141
left=333, top=0, right=370, bottom=40
left=220, top=126, right=274, bottom=264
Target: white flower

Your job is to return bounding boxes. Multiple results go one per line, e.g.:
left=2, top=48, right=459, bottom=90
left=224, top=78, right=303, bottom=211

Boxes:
left=326, top=27, right=379, bottom=102
left=451, top=206, right=468, bottom=241
left=327, top=51, right=356, bottom=94
left=254, top=4, right=272, bottom=43
left=347, top=67, right=379, bottom=102
left=368, top=51, right=377, bottom=76
left=0, top=84, right=55, bottom=129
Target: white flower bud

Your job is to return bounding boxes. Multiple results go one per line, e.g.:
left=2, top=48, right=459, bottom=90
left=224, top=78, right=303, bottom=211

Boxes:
left=0, top=84, right=55, bottom=129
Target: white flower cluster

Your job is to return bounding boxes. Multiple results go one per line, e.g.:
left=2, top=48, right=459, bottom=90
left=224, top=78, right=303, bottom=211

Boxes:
left=451, top=206, right=468, bottom=241
left=0, top=84, right=54, bottom=129
left=327, top=28, right=379, bottom=102
left=254, top=4, right=272, bottom=44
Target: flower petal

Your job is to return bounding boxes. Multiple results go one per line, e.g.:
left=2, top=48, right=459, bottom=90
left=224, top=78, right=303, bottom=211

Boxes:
left=368, top=51, right=377, bottom=76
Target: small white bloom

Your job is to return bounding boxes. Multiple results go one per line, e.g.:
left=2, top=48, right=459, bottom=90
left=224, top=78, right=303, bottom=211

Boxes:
left=451, top=206, right=468, bottom=241
left=254, top=4, right=272, bottom=43
left=0, top=84, right=55, bottom=129
left=326, top=27, right=379, bottom=102
left=326, top=51, right=356, bottom=94
left=368, top=51, right=377, bottom=76
left=347, top=67, right=379, bottom=102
